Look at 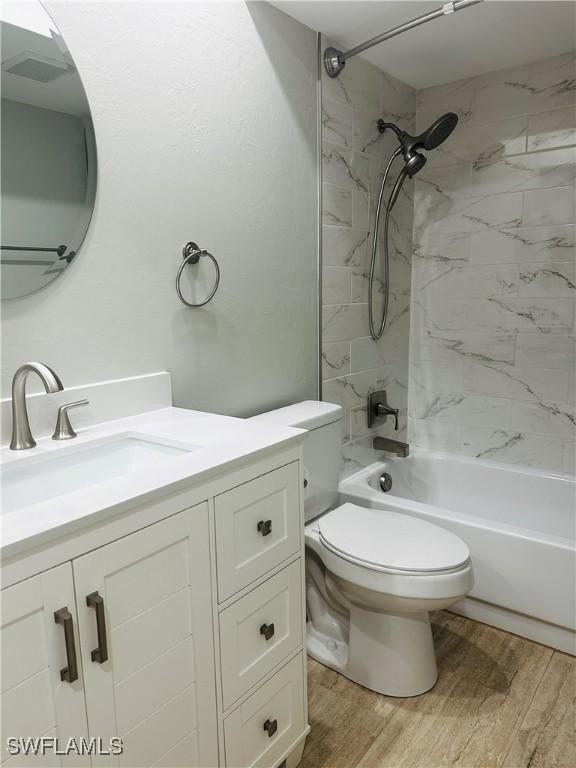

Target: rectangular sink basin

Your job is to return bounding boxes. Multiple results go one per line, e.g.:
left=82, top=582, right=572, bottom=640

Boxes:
left=1, top=435, right=197, bottom=514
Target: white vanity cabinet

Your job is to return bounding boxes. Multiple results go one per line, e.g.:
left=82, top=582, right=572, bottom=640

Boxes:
left=1, top=448, right=308, bottom=768
left=0, top=565, right=90, bottom=767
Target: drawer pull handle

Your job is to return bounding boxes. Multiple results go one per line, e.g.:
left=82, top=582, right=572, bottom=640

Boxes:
left=263, top=718, right=278, bottom=738
left=86, top=591, right=109, bottom=663
left=260, top=622, right=275, bottom=641
left=257, top=519, right=272, bottom=537
left=54, top=607, right=79, bottom=683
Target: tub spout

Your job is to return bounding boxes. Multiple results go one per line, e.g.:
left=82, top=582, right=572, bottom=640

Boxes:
left=373, top=436, right=410, bottom=457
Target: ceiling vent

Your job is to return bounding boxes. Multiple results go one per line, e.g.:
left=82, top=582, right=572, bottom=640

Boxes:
left=1, top=51, right=69, bottom=83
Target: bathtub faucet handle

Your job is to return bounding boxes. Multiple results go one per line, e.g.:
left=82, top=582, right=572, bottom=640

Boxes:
left=368, top=390, right=399, bottom=430
left=380, top=405, right=399, bottom=431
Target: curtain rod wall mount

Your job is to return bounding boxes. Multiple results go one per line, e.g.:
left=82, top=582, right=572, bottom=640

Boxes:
left=324, top=47, right=346, bottom=78
left=323, top=0, right=484, bottom=79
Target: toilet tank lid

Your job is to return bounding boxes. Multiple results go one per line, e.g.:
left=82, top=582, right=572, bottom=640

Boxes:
left=250, top=400, right=343, bottom=430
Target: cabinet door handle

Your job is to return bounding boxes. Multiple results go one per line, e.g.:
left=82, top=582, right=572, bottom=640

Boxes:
left=86, top=591, right=108, bottom=663
left=260, top=622, right=275, bottom=641
left=54, top=607, right=79, bottom=683
left=257, top=519, right=272, bottom=537
left=263, top=719, right=278, bottom=738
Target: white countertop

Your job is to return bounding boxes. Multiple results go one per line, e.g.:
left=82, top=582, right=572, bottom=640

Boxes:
left=0, top=406, right=304, bottom=557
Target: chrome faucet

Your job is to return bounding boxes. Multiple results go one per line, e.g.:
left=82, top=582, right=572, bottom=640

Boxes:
left=373, top=436, right=410, bottom=458
left=10, top=362, right=64, bottom=450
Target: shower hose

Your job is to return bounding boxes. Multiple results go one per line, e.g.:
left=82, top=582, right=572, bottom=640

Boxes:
left=368, top=146, right=408, bottom=340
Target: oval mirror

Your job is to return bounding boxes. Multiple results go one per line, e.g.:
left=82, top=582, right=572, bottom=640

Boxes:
left=1, top=1, right=97, bottom=299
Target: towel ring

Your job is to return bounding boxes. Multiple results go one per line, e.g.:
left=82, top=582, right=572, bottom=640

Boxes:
left=176, top=241, right=220, bottom=308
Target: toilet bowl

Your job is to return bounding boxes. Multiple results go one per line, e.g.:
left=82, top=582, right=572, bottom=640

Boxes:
left=250, top=400, right=474, bottom=698
left=304, top=503, right=473, bottom=696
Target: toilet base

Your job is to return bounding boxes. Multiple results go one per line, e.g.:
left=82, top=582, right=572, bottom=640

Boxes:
left=307, top=607, right=438, bottom=697
left=347, top=606, right=438, bottom=696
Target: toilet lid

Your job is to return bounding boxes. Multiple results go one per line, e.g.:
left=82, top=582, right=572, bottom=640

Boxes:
left=318, top=503, right=470, bottom=573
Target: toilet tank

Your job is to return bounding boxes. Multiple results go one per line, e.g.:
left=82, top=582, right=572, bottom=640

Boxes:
left=250, top=401, right=343, bottom=523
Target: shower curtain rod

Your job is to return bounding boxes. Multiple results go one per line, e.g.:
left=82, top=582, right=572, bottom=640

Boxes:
left=324, top=0, right=484, bottom=78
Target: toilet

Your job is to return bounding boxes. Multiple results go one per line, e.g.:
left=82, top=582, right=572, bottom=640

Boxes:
left=252, top=400, right=473, bottom=697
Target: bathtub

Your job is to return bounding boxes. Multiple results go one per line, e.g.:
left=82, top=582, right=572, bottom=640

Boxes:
left=339, top=449, right=576, bottom=655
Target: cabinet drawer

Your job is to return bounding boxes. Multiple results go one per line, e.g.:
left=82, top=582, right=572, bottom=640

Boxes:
left=224, top=653, right=305, bottom=768
left=219, top=562, right=302, bottom=710
left=215, top=463, right=301, bottom=601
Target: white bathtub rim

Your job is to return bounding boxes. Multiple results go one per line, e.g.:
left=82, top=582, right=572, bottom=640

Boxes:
left=339, top=461, right=575, bottom=551
left=345, top=447, right=575, bottom=484
left=339, top=482, right=574, bottom=551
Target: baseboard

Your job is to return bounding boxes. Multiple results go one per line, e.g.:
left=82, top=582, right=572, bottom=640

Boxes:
left=450, top=597, right=576, bottom=656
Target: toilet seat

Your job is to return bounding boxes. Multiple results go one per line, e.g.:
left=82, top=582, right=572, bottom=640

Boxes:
left=306, top=521, right=473, bottom=605
left=318, top=503, right=470, bottom=575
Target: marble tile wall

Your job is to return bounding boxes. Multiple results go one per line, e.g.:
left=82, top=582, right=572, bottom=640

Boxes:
left=320, top=40, right=416, bottom=477
left=409, top=53, right=575, bottom=474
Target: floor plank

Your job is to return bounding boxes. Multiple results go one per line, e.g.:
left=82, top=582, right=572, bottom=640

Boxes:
left=300, top=611, right=573, bottom=768
left=503, top=651, right=576, bottom=768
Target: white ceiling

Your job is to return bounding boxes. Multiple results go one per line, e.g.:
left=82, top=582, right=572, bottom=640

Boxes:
left=270, top=0, right=576, bottom=88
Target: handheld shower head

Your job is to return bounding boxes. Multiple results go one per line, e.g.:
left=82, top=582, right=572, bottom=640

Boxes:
left=404, top=151, right=427, bottom=178
left=377, top=111, right=458, bottom=176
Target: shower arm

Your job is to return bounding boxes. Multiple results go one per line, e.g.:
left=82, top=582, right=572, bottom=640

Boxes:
left=324, top=0, right=484, bottom=78
left=378, top=122, right=404, bottom=140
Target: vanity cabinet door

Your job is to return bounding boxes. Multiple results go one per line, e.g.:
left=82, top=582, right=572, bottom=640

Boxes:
left=0, top=563, right=90, bottom=766
left=72, top=505, right=218, bottom=768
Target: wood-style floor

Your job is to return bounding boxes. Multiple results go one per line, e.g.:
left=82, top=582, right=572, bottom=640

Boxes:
left=301, top=611, right=575, bottom=768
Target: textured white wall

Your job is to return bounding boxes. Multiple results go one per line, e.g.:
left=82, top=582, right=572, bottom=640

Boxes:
left=1, top=1, right=318, bottom=416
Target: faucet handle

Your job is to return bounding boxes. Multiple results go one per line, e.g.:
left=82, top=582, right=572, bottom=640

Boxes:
left=367, top=389, right=399, bottom=430
left=52, top=399, right=89, bottom=441
left=382, top=406, right=399, bottom=431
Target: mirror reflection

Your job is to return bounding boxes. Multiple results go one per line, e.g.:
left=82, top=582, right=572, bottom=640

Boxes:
left=1, top=0, right=97, bottom=299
